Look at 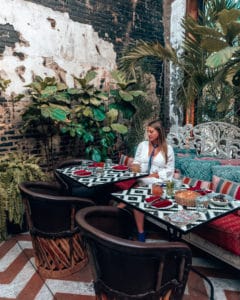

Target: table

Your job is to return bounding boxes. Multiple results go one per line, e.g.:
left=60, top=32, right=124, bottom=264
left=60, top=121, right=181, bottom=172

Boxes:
left=111, top=185, right=240, bottom=237
left=56, top=165, right=148, bottom=188
left=112, top=185, right=240, bottom=300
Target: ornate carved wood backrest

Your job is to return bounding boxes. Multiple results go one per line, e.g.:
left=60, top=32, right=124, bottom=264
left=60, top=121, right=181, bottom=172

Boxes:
left=167, top=122, right=240, bottom=159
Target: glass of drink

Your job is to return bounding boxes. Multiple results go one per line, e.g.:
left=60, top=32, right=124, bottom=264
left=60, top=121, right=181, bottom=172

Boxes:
left=131, top=162, right=141, bottom=173
left=95, top=167, right=104, bottom=177
left=105, top=158, right=112, bottom=168
left=166, top=180, right=175, bottom=198
left=196, top=196, right=209, bottom=213
left=152, top=183, right=163, bottom=197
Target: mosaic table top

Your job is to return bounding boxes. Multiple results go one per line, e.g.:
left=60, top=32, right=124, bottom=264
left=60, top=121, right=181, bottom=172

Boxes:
left=112, top=186, right=240, bottom=234
left=56, top=165, right=148, bottom=188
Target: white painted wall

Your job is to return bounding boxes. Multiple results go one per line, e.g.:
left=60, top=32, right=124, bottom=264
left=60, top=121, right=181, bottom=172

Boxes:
left=0, top=0, right=117, bottom=96
left=169, top=0, right=186, bottom=125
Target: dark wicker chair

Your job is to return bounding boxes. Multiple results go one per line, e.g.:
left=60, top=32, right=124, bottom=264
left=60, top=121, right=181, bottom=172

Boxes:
left=54, top=158, right=93, bottom=194
left=19, top=181, right=95, bottom=278
left=75, top=206, right=192, bottom=300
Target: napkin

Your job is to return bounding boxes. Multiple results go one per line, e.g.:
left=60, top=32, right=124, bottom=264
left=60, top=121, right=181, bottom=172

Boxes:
left=112, top=165, right=128, bottom=171
left=151, top=199, right=172, bottom=208
left=88, top=162, right=104, bottom=167
left=187, top=187, right=211, bottom=196
left=73, top=170, right=92, bottom=176
left=145, top=196, right=160, bottom=203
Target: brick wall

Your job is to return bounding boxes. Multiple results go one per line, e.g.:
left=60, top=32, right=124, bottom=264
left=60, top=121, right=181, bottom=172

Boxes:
left=0, top=0, right=166, bottom=168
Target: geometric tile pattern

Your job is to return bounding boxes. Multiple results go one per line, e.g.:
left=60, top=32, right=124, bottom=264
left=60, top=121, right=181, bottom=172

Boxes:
left=1, top=233, right=240, bottom=300
left=56, top=166, right=148, bottom=187
left=112, top=186, right=240, bottom=234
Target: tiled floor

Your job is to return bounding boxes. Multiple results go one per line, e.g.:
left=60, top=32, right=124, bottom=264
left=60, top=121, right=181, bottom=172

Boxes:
left=0, top=232, right=240, bottom=300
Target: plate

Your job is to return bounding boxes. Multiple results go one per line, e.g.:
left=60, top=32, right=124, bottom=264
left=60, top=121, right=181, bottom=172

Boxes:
left=150, top=199, right=174, bottom=210
left=73, top=170, right=92, bottom=177
left=209, top=192, right=233, bottom=206
left=168, top=211, right=199, bottom=224
left=112, top=165, right=129, bottom=171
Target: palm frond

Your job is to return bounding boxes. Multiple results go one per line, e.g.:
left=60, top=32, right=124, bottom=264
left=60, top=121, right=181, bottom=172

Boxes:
left=119, top=40, right=178, bottom=78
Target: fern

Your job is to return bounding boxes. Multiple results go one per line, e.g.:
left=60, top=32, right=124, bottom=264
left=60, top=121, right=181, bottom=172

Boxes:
left=0, top=152, right=48, bottom=241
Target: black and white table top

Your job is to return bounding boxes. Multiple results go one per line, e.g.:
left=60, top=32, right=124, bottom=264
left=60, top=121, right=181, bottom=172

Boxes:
left=112, top=185, right=240, bottom=234
left=56, top=165, right=148, bottom=188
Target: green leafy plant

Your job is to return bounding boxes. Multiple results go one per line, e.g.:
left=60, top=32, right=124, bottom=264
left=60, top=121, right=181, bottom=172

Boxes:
left=21, top=76, right=70, bottom=169
left=21, top=70, right=145, bottom=163
left=0, top=152, right=47, bottom=240
left=119, top=0, right=240, bottom=124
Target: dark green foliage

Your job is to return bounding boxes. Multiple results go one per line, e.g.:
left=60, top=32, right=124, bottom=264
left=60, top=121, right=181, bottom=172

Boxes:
left=21, top=70, right=146, bottom=163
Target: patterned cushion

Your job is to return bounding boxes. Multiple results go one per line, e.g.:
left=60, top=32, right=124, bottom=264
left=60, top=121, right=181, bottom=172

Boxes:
left=182, top=177, right=213, bottom=190
left=212, top=175, right=240, bottom=200
left=173, top=148, right=197, bottom=156
left=197, top=175, right=240, bottom=254
left=196, top=213, right=240, bottom=255
left=195, top=157, right=240, bottom=166
left=174, top=156, right=192, bottom=173
left=211, top=165, right=240, bottom=182
left=180, top=158, right=220, bottom=181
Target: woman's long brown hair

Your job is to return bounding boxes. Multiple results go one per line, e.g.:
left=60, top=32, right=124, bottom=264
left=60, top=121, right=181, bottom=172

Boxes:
left=148, top=119, right=168, bottom=163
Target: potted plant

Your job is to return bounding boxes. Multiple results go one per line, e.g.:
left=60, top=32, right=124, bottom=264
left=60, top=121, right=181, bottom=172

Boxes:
left=0, top=152, right=48, bottom=240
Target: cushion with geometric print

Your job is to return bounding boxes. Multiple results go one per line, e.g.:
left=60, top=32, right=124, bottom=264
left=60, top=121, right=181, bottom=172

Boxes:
left=182, top=176, right=213, bottom=190
left=195, top=175, right=240, bottom=255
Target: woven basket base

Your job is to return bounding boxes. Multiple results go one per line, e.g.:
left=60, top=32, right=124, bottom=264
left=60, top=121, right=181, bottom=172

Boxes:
left=32, top=232, right=88, bottom=278
left=37, top=256, right=88, bottom=278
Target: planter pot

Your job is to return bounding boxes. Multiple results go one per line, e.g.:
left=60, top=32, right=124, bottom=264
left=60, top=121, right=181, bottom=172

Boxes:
left=6, top=213, right=28, bottom=235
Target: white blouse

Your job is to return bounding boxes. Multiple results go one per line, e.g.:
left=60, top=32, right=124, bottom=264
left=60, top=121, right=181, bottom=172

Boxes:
left=133, top=140, right=175, bottom=185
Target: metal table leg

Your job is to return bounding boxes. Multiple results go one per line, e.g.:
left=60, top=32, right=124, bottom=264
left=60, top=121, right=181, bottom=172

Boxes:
left=166, top=225, right=214, bottom=300
left=191, top=266, right=214, bottom=300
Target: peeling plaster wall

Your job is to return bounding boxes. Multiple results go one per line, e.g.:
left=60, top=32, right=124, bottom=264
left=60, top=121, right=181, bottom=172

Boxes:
left=0, top=0, right=117, bottom=95
left=0, top=0, right=164, bottom=162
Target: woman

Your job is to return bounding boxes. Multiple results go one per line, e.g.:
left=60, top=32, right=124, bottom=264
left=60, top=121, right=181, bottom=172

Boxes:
left=130, top=119, right=175, bottom=242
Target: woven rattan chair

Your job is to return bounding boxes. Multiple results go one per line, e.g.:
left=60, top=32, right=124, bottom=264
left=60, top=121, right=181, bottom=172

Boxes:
left=75, top=206, right=192, bottom=300
left=19, top=181, right=95, bottom=278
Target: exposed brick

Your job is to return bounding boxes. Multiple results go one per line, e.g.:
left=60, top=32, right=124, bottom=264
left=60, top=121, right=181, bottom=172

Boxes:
left=0, top=0, right=165, bottom=169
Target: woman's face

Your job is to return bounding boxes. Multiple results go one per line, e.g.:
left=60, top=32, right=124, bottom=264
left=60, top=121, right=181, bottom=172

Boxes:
left=147, top=126, right=159, bottom=143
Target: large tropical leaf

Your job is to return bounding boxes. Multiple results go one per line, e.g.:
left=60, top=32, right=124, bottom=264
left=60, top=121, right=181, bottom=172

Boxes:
left=217, top=9, right=240, bottom=34
left=90, top=97, right=102, bottom=106
left=206, top=46, right=240, bottom=68
left=201, top=37, right=228, bottom=52
left=93, top=107, right=106, bottom=121
left=40, top=86, right=57, bottom=96
left=41, top=104, right=69, bottom=121
left=54, top=92, right=71, bottom=103
left=119, top=90, right=133, bottom=101
left=85, top=70, right=97, bottom=84
left=111, top=123, right=128, bottom=134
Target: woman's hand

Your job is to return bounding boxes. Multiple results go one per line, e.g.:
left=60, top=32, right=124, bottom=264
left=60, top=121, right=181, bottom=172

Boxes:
left=148, top=172, right=159, bottom=178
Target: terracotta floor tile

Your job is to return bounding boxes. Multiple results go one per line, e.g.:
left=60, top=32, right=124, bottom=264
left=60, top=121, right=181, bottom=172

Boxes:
left=0, top=232, right=239, bottom=300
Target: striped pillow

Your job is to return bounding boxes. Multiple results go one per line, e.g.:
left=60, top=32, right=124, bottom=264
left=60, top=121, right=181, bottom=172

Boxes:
left=119, top=154, right=134, bottom=167
left=182, top=177, right=213, bottom=190
left=212, top=175, right=240, bottom=200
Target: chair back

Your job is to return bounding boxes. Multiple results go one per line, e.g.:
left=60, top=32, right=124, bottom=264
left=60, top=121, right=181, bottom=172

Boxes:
left=75, top=206, right=192, bottom=300
left=19, top=181, right=95, bottom=278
